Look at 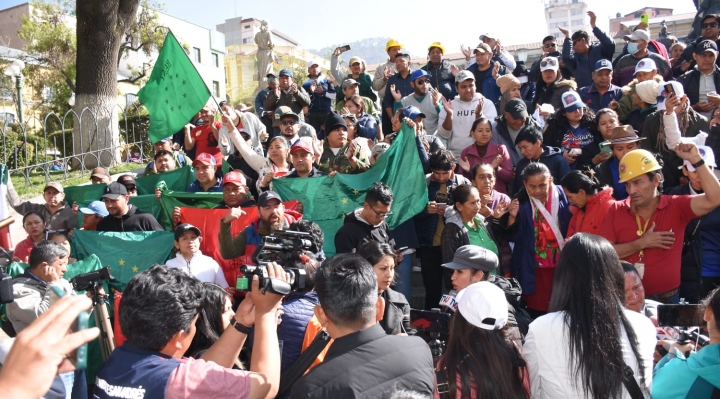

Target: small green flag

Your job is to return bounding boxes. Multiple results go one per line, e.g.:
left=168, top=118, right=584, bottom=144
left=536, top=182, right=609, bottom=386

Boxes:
left=273, top=125, right=428, bottom=255
left=138, top=31, right=211, bottom=144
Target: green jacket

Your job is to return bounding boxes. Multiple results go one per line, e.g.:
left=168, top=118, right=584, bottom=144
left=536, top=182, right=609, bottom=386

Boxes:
left=316, top=140, right=371, bottom=175
left=652, top=344, right=720, bottom=399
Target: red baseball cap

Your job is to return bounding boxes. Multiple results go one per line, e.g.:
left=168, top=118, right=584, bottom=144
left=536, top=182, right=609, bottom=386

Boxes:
left=222, top=170, right=247, bottom=187
left=290, top=140, right=314, bottom=156
left=192, top=152, right=217, bottom=167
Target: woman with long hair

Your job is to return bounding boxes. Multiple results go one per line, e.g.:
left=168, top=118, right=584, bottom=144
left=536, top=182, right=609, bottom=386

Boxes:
left=523, top=233, right=656, bottom=399
left=13, top=211, right=46, bottom=263
left=532, top=57, right=576, bottom=120
left=341, top=94, right=380, bottom=141
left=543, top=91, right=604, bottom=170
left=496, top=74, right=522, bottom=115
left=560, top=170, right=614, bottom=236
left=594, top=108, right=619, bottom=142
left=228, top=128, right=291, bottom=193
left=435, top=282, right=529, bottom=399
left=356, top=241, right=410, bottom=335
left=185, top=283, right=244, bottom=368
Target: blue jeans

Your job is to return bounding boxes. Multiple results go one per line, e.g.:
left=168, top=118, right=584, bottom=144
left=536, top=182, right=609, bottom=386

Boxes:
left=392, top=254, right=413, bottom=302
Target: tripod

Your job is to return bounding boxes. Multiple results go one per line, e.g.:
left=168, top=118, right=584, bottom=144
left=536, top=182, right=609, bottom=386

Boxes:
left=88, top=282, right=115, bottom=360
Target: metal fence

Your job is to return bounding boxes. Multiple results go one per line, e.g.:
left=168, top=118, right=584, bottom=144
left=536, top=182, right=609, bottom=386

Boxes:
left=0, top=104, right=153, bottom=185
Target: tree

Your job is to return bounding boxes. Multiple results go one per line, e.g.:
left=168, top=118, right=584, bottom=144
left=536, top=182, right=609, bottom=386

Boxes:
left=18, top=0, right=165, bottom=167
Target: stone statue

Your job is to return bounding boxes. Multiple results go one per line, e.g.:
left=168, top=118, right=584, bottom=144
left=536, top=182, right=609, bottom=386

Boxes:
left=254, top=20, right=276, bottom=90
left=660, top=21, right=668, bottom=38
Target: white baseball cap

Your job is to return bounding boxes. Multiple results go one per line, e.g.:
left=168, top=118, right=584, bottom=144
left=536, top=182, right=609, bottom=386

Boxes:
left=634, top=58, right=657, bottom=75
left=624, top=29, right=650, bottom=42
left=656, top=81, right=685, bottom=111
left=540, top=57, right=559, bottom=72
left=307, top=60, right=319, bottom=69
left=456, top=281, right=508, bottom=330
left=679, top=145, right=716, bottom=171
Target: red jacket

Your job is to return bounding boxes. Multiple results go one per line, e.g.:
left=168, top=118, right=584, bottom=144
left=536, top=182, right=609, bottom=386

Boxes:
left=567, top=187, right=615, bottom=237
left=459, top=142, right=512, bottom=195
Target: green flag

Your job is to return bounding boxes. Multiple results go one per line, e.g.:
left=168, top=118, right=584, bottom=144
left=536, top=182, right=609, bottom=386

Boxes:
left=273, top=125, right=428, bottom=255
left=70, top=230, right=175, bottom=291
left=135, top=165, right=196, bottom=195
left=138, top=31, right=211, bottom=144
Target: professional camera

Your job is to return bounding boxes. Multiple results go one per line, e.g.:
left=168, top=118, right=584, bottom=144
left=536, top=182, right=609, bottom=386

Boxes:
left=69, top=266, right=113, bottom=293
left=251, top=229, right=313, bottom=265
left=410, top=308, right=450, bottom=362
left=657, top=303, right=710, bottom=354
left=238, top=264, right=306, bottom=296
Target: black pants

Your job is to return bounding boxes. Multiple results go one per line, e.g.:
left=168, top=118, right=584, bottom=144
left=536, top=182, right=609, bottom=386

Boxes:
left=702, top=276, right=720, bottom=299
left=418, top=246, right=443, bottom=310
left=381, top=105, right=393, bottom=136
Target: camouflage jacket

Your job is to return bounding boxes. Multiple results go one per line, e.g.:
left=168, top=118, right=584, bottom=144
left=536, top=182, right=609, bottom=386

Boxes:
left=316, top=140, right=371, bottom=174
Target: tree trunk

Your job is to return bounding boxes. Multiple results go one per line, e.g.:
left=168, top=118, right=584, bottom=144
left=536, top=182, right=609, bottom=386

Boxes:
left=73, top=0, right=140, bottom=169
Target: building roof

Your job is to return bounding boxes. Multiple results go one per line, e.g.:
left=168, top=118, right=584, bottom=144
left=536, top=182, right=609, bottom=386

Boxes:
left=232, top=18, right=301, bottom=46
left=620, top=7, right=673, bottom=18
left=619, top=11, right=696, bottom=28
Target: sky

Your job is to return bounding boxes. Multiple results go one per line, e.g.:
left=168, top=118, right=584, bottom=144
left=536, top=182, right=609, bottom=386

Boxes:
left=0, top=0, right=700, bottom=55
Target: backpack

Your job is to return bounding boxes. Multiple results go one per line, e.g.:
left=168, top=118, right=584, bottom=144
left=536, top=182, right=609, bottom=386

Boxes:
left=489, top=275, right=532, bottom=337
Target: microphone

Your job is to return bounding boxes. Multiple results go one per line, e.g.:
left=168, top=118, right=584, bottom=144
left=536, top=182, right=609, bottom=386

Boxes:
left=439, top=290, right=458, bottom=313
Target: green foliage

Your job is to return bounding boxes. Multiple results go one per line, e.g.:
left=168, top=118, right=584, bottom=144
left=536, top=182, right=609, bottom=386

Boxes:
left=0, top=125, right=48, bottom=169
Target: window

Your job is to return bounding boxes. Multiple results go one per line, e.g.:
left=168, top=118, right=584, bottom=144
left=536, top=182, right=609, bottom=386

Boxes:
left=242, top=38, right=250, bottom=44
left=244, top=24, right=251, bottom=29
left=212, top=53, right=219, bottom=68
left=571, top=8, right=582, bottom=15
left=41, top=85, right=53, bottom=103
left=572, top=19, right=584, bottom=26
left=212, top=81, right=220, bottom=97
left=192, top=47, right=201, bottom=63
left=125, top=93, right=137, bottom=106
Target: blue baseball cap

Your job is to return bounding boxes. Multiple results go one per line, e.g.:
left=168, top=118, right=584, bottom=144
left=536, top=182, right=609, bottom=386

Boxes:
left=403, top=105, right=426, bottom=120
left=594, top=59, right=612, bottom=72
left=79, top=200, right=109, bottom=217
left=278, top=69, right=293, bottom=78
left=410, top=69, right=431, bottom=82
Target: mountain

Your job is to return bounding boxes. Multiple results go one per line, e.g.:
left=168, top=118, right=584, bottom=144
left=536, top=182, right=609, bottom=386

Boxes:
left=309, top=37, right=412, bottom=67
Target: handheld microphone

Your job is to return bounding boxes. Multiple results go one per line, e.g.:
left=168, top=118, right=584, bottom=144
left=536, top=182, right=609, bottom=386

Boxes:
left=439, top=290, right=458, bottom=313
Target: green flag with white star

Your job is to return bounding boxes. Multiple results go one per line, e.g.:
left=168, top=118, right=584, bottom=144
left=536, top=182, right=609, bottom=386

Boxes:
left=138, top=31, right=211, bottom=144
left=69, top=230, right=175, bottom=291
left=273, top=124, right=428, bottom=256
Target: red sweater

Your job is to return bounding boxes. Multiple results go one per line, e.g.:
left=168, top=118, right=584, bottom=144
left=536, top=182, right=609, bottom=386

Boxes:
left=459, top=142, right=512, bottom=195
left=567, top=187, right=615, bottom=237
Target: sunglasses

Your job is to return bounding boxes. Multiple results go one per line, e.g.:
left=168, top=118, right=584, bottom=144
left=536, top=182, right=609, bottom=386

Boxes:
left=540, top=59, right=558, bottom=68
left=280, top=120, right=297, bottom=126
left=415, top=79, right=430, bottom=85
left=703, top=22, right=719, bottom=29
left=543, top=43, right=557, bottom=48
left=267, top=77, right=277, bottom=81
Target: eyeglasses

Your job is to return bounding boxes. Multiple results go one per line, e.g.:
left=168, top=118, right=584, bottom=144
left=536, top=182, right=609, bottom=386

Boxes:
left=540, top=59, right=557, bottom=68
left=267, top=77, right=277, bottom=82
left=702, top=22, right=719, bottom=29
left=543, top=43, right=557, bottom=48
left=280, top=120, right=298, bottom=126
left=369, top=204, right=393, bottom=219
left=415, top=79, right=430, bottom=85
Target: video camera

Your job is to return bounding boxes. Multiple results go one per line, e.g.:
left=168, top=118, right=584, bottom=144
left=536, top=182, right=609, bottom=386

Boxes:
left=236, top=230, right=311, bottom=296
left=69, top=266, right=113, bottom=293
left=411, top=308, right=451, bottom=362
left=657, top=303, right=710, bottom=352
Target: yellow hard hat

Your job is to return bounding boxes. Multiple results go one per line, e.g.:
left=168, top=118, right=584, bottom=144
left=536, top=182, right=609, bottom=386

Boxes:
left=386, top=39, right=404, bottom=52
left=618, top=149, right=662, bottom=183
left=428, top=42, right=446, bottom=54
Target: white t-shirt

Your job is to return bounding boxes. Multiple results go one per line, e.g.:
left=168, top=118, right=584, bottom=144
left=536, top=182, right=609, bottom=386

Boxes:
left=523, top=309, right=657, bottom=399
left=437, top=93, right=498, bottom=158
left=166, top=252, right=229, bottom=287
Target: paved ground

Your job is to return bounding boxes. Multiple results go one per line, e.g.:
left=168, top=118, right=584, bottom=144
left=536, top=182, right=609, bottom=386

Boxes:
left=7, top=168, right=146, bottom=247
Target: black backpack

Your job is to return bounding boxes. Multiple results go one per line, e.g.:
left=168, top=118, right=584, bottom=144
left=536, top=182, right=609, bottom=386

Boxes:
left=490, top=275, right=532, bottom=337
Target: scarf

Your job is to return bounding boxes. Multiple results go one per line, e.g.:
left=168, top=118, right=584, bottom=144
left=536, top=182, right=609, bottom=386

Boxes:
left=530, top=184, right=564, bottom=268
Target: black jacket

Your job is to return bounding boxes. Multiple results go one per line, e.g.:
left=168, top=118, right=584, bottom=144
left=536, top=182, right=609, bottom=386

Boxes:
left=96, top=205, right=163, bottom=232
left=595, top=157, right=624, bottom=200
left=672, top=37, right=720, bottom=78
left=421, top=60, right=457, bottom=100
left=334, top=210, right=395, bottom=254
left=289, top=324, right=434, bottom=399
left=380, top=288, right=410, bottom=335
left=676, top=66, right=720, bottom=105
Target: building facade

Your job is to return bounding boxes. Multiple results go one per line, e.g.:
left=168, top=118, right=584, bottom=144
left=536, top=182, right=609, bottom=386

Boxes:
left=545, top=0, right=591, bottom=40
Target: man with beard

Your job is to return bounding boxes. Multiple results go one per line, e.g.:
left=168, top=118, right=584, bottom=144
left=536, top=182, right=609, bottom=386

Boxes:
left=97, top=183, right=163, bottom=232
left=218, top=191, right=298, bottom=265
left=152, top=150, right=178, bottom=174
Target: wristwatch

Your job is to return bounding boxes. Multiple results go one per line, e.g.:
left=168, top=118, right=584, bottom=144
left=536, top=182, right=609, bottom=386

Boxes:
left=230, top=318, right=252, bottom=335
left=692, top=158, right=706, bottom=169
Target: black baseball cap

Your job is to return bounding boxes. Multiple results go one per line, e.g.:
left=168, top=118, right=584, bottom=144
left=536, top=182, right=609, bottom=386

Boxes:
left=504, top=98, right=528, bottom=119
left=257, top=191, right=282, bottom=207
left=174, top=223, right=202, bottom=240
left=101, top=182, right=128, bottom=199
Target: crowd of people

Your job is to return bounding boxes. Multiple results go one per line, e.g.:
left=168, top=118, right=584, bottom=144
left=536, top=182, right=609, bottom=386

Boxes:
left=4, top=12, right=720, bottom=399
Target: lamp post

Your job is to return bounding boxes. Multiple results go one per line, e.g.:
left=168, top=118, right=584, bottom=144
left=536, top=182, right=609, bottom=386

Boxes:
left=516, top=48, right=529, bottom=63
left=3, top=59, right=25, bottom=124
